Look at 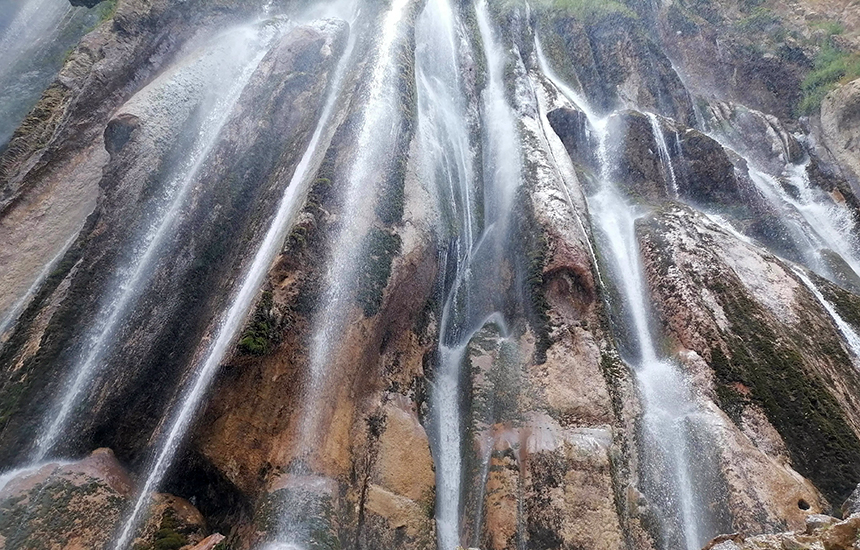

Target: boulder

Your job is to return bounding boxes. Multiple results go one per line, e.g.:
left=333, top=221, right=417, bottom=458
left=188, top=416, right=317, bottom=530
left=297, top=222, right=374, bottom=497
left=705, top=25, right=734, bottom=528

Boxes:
left=842, top=483, right=860, bottom=518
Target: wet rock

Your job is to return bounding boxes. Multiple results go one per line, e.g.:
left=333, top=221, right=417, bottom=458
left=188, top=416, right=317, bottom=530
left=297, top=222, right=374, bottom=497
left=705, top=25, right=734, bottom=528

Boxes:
left=702, top=101, right=804, bottom=173
left=103, top=113, right=140, bottom=156
left=69, top=0, right=102, bottom=7
left=546, top=106, right=594, bottom=170
left=822, top=78, right=860, bottom=190
left=0, top=448, right=209, bottom=550
left=188, top=534, right=227, bottom=550
left=706, top=515, right=860, bottom=550
left=536, top=8, right=695, bottom=124
left=0, top=19, right=351, bottom=468
left=842, top=483, right=860, bottom=518
left=639, top=205, right=860, bottom=524
left=657, top=3, right=806, bottom=121
left=805, top=514, right=838, bottom=533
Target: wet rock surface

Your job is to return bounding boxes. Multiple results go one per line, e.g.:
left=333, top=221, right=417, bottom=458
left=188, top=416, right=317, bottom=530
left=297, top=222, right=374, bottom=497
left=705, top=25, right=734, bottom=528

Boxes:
left=2, top=0, right=860, bottom=548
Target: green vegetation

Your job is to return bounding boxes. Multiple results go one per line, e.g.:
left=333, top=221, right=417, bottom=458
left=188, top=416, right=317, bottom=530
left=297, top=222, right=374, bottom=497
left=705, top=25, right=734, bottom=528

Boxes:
left=515, top=0, right=637, bottom=21
left=355, top=228, right=401, bottom=317
left=0, top=477, right=122, bottom=549
left=799, top=31, right=860, bottom=114
left=148, top=510, right=189, bottom=550
left=94, top=0, right=119, bottom=24
left=736, top=7, right=780, bottom=33
left=238, top=291, right=281, bottom=356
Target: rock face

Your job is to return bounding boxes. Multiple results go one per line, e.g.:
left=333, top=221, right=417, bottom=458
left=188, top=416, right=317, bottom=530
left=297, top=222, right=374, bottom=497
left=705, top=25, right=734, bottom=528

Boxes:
left=0, top=448, right=209, bottom=550
left=638, top=206, right=860, bottom=511
left=822, top=78, right=860, bottom=191
left=0, top=18, right=349, bottom=466
left=703, top=515, right=860, bottom=550
left=2, top=0, right=860, bottom=549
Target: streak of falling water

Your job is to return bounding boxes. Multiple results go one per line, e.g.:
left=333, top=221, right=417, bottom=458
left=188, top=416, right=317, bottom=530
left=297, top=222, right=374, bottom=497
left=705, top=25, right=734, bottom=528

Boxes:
left=0, top=232, right=77, bottom=344
left=423, top=1, right=523, bottom=546
left=698, top=108, right=860, bottom=282
left=415, top=0, right=475, bottom=544
left=111, top=18, right=358, bottom=550
left=33, top=24, right=279, bottom=464
left=0, top=0, right=85, bottom=145
left=294, top=0, right=411, bottom=462
left=0, top=0, right=71, bottom=76
left=794, top=268, right=860, bottom=364
left=537, top=35, right=710, bottom=550
left=647, top=112, right=679, bottom=198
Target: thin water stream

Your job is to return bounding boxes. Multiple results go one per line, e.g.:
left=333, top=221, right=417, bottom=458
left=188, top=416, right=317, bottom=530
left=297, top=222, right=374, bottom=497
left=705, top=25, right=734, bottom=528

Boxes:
left=424, top=1, right=524, bottom=546
left=112, top=16, right=358, bottom=549
left=33, top=24, right=278, bottom=463
left=536, top=36, right=711, bottom=550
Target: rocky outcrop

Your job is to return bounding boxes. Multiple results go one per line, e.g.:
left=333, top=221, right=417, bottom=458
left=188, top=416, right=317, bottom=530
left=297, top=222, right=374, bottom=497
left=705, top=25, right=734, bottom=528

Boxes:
left=702, top=514, right=860, bottom=550
left=822, top=78, right=860, bottom=190
left=530, top=5, right=695, bottom=125
left=0, top=448, right=210, bottom=550
left=639, top=206, right=860, bottom=515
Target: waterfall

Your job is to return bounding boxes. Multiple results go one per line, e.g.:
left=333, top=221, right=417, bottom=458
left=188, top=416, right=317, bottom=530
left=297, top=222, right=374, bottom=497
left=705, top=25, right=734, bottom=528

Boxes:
left=31, top=23, right=279, bottom=464
left=700, top=108, right=860, bottom=283
left=0, top=231, right=77, bottom=344
left=111, top=17, right=357, bottom=550
left=415, top=0, right=476, bottom=546
left=0, top=0, right=87, bottom=146
left=537, top=36, right=712, bottom=550
left=794, top=268, right=860, bottom=364
left=421, top=1, right=524, bottom=546
left=258, top=0, right=413, bottom=546
left=647, top=112, right=680, bottom=198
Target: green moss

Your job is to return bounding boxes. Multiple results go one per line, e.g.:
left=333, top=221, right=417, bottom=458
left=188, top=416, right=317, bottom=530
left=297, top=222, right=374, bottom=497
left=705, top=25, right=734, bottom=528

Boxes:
left=134, top=510, right=189, bottom=550
left=355, top=228, right=402, bottom=317
left=799, top=38, right=860, bottom=114
left=94, top=0, right=119, bottom=23
left=512, top=188, right=552, bottom=365
left=0, top=476, right=124, bottom=549
left=708, top=278, right=860, bottom=506
left=816, top=276, right=860, bottom=332
left=735, top=7, right=780, bottom=33
left=237, top=291, right=281, bottom=356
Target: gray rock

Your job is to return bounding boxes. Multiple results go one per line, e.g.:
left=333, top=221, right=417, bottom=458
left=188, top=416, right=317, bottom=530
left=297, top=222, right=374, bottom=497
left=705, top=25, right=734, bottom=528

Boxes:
left=805, top=513, right=838, bottom=533
left=841, top=483, right=860, bottom=518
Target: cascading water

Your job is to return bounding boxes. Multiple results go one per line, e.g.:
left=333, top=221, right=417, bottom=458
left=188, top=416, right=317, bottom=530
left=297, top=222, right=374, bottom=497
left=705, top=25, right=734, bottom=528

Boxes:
left=415, top=0, right=477, bottom=545
left=647, top=112, right=680, bottom=198
left=536, top=37, right=714, bottom=550
left=794, top=268, right=860, bottom=364
left=422, top=1, right=523, bottom=546
left=111, top=15, right=357, bottom=550
left=700, top=108, right=860, bottom=283
left=32, top=22, right=279, bottom=463
left=0, top=232, right=77, bottom=344
left=258, top=0, right=413, bottom=546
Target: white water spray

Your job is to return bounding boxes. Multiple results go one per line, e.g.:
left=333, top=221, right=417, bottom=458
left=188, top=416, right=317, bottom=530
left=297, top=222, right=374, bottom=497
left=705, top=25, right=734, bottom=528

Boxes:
left=794, top=268, right=860, bottom=364
left=647, top=112, right=680, bottom=198
left=537, top=34, right=708, bottom=550
left=33, top=25, right=276, bottom=463
left=111, top=19, right=357, bottom=550
left=0, top=232, right=77, bottom=343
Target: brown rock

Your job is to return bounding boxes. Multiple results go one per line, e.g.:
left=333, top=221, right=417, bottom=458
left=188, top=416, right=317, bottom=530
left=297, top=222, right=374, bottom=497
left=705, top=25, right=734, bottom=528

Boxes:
left=185, top=533, right=226, bottom=550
